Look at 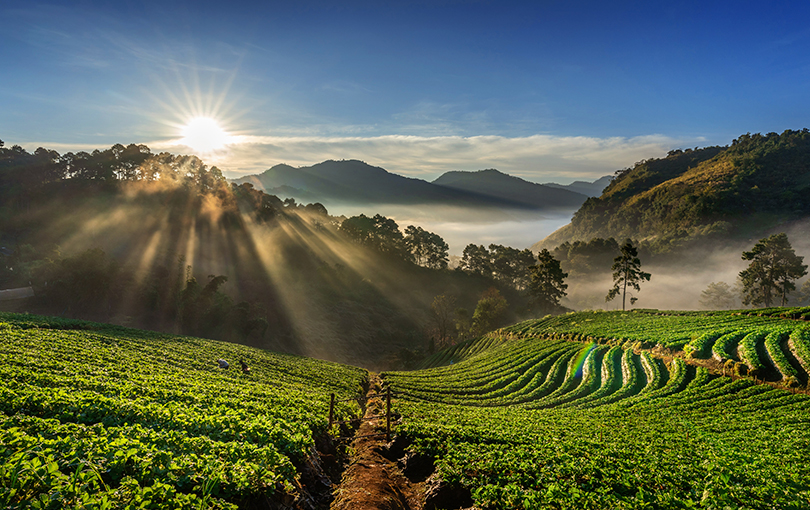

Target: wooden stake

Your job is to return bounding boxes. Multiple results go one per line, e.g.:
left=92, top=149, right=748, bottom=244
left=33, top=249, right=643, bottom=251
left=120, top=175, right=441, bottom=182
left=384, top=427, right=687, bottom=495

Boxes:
left=386, top=386, right=392, bottom=441
left=329, top=393, right=335, bottom=429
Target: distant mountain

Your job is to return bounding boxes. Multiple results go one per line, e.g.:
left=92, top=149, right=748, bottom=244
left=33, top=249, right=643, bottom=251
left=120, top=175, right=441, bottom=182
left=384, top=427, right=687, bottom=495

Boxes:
left=233, top=160, right=591, bottom=212
left=431, top=169, right=588, bottom=209
left=533, top=129, right=810, bottom=252
left=542, top=175, right=612, bottom=197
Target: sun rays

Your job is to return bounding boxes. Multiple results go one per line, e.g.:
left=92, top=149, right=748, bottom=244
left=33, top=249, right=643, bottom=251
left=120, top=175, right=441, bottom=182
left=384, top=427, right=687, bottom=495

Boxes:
left=180, top=117, right=230, bottom=153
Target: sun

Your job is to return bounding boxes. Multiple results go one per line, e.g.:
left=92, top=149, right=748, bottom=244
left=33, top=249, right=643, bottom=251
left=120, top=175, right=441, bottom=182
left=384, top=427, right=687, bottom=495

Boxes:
left=180, top=117, right=229, bottom=154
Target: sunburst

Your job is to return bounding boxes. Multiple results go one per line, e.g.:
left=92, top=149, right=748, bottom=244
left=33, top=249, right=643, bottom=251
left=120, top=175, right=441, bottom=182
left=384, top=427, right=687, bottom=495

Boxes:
left=180, top=117, right=230, bottom=154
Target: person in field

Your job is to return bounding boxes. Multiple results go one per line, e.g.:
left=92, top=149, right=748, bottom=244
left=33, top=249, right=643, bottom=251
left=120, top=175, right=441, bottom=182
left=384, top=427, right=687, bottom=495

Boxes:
left=240, top=359, right=250, bottom=373
left=217, top=359, right=229, bottom=369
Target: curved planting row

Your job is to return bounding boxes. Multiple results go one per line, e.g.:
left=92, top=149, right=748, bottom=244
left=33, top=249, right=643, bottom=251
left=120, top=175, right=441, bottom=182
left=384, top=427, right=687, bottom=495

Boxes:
left=741, top=305, right=810, bottom=320
left=384, top=309, right=810, bottom=509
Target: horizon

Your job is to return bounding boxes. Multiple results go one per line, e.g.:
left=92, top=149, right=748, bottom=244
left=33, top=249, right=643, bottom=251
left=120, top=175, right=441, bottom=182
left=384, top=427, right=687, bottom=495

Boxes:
left=5, top=1, right=810, bottom=183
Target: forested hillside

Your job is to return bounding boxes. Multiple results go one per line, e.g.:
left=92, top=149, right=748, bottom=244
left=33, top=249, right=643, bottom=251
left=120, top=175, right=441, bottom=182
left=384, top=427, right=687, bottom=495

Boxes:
left=538, top=130, right=810, bottom=252
left=0, top=141, right=535, bottom=369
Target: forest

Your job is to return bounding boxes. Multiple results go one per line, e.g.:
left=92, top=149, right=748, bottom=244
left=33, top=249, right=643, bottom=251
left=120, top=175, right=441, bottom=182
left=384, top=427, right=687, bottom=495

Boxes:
left=0, top=141, right=553, bottom=368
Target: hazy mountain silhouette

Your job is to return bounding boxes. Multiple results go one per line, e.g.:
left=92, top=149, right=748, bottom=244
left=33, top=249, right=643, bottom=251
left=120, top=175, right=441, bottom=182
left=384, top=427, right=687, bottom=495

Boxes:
left=233, top=160, right=592, bottom=212
left=432, top=169, right=589, bottom=209
left=542, top=175, right=612, bottom=197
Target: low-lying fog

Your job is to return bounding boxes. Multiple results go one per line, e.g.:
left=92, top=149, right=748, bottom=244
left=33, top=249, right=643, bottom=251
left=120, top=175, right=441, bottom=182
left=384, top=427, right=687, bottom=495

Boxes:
left=327, top=202, right=810, bottom=312
left=566, top=223, right=810, bottom=311
left=325, top=202, right=575, bottom=255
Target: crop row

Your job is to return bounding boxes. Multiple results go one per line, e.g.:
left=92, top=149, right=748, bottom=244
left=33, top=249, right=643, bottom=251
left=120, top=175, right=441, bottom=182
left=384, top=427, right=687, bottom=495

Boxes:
left=0, top=313, right=366, bottom=509
left=385, top=310, right=810, bottom=509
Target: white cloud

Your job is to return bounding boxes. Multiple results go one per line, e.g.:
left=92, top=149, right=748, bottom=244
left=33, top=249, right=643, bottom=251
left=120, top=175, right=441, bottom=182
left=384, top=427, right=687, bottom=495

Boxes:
left=13, top=132, right=702, bottom=185
left=209, top=133, right=696, bottom=183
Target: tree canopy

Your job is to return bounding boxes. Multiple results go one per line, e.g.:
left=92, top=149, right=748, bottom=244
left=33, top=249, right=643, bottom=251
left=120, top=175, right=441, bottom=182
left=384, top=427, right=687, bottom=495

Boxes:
left=528, top=249, right=568, bottom=314
left=739, top=233, right=808, bottom=307
left=459, top=243, right=535, bottom=289
left=404, top=225, right=449, bottom=269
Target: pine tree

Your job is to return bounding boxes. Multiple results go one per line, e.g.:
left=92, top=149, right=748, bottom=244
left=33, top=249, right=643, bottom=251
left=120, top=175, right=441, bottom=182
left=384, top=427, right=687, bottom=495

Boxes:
left=528, top=249, right=568, bottom=313
left=739, top=233, right=807, bottom=307
left=606, top=240, right=651, bottom=311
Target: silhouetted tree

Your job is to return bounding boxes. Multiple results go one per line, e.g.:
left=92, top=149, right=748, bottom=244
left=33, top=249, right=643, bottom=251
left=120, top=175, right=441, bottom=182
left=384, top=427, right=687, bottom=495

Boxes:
left=552, top=237, right=620, bottom=276
left=471, top=288, right=508, bottom=337
left=606, top=239, right=650, bottom=310
left=739, top=233, right=807, bottom=307
left=459, top=244, right=492, bottom=277
left=489, top=244, right=535, bottom=289
left=528, top=249, right=568, bottom=314
left=340, top=214, right=409, bottom=260
left=430, top=294, right=456, bottom=347
left=459, top=243, right=534, bottom=289
left=405, top=225, right=449, bottom=269
left=699, top=281, right=737, bottom=310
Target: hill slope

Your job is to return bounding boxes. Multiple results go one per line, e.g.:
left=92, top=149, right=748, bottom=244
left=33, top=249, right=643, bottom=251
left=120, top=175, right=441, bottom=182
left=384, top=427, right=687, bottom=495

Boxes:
left=536, top=130, right=810, bottom=251
left=384, top=309, right=810, bottom=509
left=542, top=174, right=613, bottom=197
left=0, top=312, right=367, bottom=508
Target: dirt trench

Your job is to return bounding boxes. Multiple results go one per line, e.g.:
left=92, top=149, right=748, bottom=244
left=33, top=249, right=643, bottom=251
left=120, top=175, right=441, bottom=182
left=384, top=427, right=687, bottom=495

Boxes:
left=329, top=374, right=426, bottom=510
left=328, top=375, right=473, bottom=510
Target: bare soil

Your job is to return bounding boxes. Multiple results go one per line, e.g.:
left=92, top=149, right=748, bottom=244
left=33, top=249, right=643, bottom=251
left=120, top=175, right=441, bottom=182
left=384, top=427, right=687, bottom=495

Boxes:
left=330, top=375, right=426, bottom=510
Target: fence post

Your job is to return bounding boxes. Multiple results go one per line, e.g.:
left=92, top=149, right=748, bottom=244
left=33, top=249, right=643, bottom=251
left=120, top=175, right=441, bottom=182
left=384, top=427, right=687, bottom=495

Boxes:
left=329, top=393, right=335, bottom=429
left=386, top=386, right=391, bottom=441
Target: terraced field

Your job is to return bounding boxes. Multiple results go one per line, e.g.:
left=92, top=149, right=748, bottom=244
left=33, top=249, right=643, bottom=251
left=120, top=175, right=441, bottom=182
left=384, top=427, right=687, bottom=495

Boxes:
left=0, top=313, right=366, bottom=509
left=385, top=309, right=810, bottom=509
left=3, top=308, right=810, bottom=509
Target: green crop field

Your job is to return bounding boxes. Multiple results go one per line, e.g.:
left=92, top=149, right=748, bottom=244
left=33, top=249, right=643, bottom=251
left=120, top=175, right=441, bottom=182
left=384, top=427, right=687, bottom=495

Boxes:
left=385, top=310, right=810, bottom=509
left=0, top=313, right=366, bottom=509
left=3, top=309, right=810, bottom=509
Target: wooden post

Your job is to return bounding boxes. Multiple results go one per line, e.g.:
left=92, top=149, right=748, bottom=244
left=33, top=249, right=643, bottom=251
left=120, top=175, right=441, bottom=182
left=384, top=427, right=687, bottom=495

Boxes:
left=385, top=386, right=391, bottom=441
left=329, top=393, right=335, bottom=429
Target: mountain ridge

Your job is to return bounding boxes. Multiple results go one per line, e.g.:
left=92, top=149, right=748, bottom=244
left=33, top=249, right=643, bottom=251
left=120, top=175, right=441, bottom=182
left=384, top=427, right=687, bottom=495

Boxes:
left=232, top=160, right=608, bottom=213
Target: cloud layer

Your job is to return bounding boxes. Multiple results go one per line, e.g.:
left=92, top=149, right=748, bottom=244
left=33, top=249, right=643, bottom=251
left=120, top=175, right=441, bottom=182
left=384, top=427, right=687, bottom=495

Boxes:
left=200, top=133, right=695, bottom=182
left=18, top=132, right=699, bottom=185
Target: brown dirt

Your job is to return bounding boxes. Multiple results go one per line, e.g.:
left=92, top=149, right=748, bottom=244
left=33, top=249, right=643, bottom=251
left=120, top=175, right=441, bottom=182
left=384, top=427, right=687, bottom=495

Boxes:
left=641, top=343, right=810, bottom=394
left=330, top=375, right=425, bottom=510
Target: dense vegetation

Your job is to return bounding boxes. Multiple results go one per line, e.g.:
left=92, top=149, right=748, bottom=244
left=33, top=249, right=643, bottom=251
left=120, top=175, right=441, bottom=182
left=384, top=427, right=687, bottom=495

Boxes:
left=0, top=140, right=535, bottom=368
left=4, top=306, right=810, bottom=508
left=539, top=129, right=810, bottom=252
left=385, top=309, right=810, bottom=509
left=0, top=312, right=367, bottom=509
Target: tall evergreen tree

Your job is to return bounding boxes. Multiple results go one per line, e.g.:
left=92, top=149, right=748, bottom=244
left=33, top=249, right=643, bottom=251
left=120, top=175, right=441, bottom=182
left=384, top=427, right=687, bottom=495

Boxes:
left=606, top=239, right=651, bottom=311
left=739, top=233, right=807, bottom=307
left=528, top=249, right=568, bottom=313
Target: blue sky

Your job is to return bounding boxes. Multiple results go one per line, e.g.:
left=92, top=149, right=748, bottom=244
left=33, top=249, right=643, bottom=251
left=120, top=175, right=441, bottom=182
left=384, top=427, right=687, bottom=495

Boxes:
left=3, top=0, right=810, bottom=182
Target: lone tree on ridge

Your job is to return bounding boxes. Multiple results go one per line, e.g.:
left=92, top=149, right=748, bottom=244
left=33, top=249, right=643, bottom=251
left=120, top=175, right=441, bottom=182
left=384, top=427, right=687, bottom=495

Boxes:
left=739, top=233, right=807, bottom=307
left=606, top=239, right=651, bottom=311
